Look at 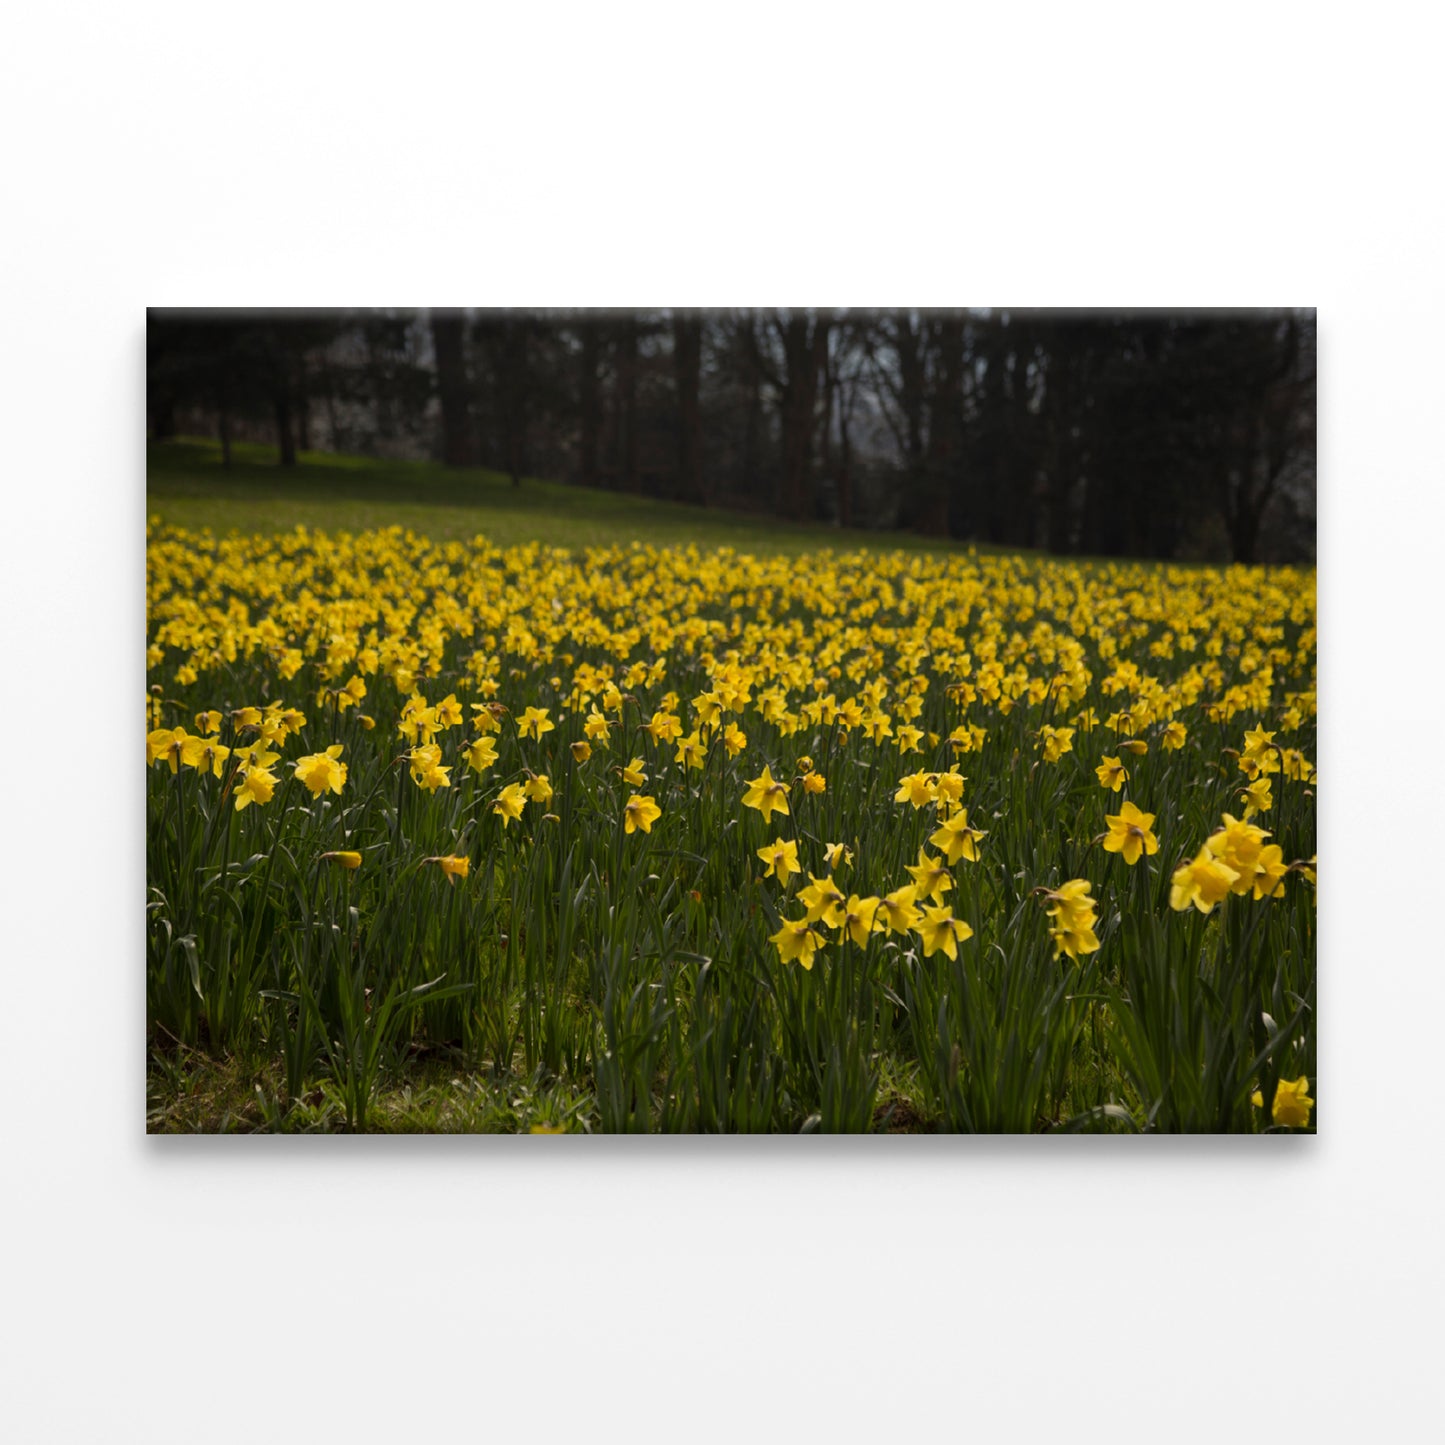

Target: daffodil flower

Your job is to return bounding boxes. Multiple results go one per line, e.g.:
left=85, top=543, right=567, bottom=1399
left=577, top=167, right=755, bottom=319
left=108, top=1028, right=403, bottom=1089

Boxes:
left=917, top=905, right=973, bottom=960
left=929, top=809, right=987, bottom=866
left=1102, top=801, right=1159, bottom=866
left=294, top=744, right=347, bottom=797
left=1096, top=755, right=1129, bottom=792
left=623, top=795, right=662, bottom=835
left=770, top=917, right=822, bottom=970
left=494, top=782, right=527, bottom=827
left=741, top=766, right=790, bottom=823
left=756, top=837, right=801, bottom=886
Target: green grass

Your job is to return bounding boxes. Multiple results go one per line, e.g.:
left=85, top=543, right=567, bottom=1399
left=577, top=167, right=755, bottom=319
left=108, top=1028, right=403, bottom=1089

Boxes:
left=145, top=520, right=1316, bottom=1133
left=147, top=438, right=988, bottom=558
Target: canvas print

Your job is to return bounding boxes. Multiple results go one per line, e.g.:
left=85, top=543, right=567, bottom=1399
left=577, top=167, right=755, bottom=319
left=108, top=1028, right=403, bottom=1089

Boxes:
left=145, top=308, right=1316, bottom=1133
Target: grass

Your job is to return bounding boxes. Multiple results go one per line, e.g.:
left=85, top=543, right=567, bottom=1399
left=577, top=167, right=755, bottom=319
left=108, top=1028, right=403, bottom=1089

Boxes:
left=145, top=520, right=1316, bottom=1134
left=147, top=438, right=993, bottom=558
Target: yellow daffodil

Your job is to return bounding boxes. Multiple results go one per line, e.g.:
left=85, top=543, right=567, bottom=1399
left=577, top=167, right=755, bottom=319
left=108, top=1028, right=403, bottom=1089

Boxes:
left=408, top=743, right=451, bottom=793
left=321, top=850, right=363, bottom=869
left=644, top=710, right=682, bottom=745
left=692, top=691, right=723, bottom=728
left=1169, top=849, right=1240, bottom=913
left=148, top=727, right=205, bottom=774
left=895, top=771, right=936, bottom=809
left=797, top=873, right=847, bottom=929
left=933, top=770, right=965, bottom=808
left=1253, top=1076, right=1313, bottom=1128
left=895, top=724, right=924, bottom=754
left=877, top=884, right=923, bottom=935
left=757, top=837, right=801, bottom=886
left=929, top=808, right=987, bottom=865
left=233, top=765, right=278, bottom=812
left=1102, top=800, right=1159, bottom=866
left=1096, top=755, right=1128, bottom=792
left=1241, top=724, right=1279, bottom=771
left=294, top=744, right=347, bottom=797
left=770, top=917, right=822, bottom=970
left=742, top=766, right=791, bottom=823
left=675, top=731, right=708, bottom=770
left=1250, top=844, right=1289, bottom=901
left=191, top=738, right=231, bottom=779
left=233, top=740, right=280, bottom=771
left=494, top=782, right=528, bottom=827
left=1038, top=725, right=1074, bottom=763
left=1240, top=775, right=1273, bottom=818
left=1205, top=814, right=1270, bottom=895
left=463, top=735, right=499, bottom=774
left=906, top=848, right=953, bottom=905
left=837, top=894, right=882, bottom=947
left=917, top=905, right=973, bottom=960
left=517, top=706, right=555, bottom=741
left=623, top=794, right=662, bottom=834
left=472, top=702, right=505, bottom=734
left=431, top=854, right=471, bottom=884
left=1041, top=879, right=1102, bottom=960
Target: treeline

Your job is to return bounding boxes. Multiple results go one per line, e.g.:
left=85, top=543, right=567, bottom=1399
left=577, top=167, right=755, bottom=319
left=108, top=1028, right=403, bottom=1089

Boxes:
left=147, top=308, right=1316, bottom=562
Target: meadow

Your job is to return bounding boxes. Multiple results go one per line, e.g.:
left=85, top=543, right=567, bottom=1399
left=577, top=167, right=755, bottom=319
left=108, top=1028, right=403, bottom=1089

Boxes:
left=146, top=445, right=1316, bottom=1132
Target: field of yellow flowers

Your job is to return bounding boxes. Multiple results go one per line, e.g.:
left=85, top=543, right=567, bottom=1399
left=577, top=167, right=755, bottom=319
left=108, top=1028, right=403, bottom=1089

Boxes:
left=146, top=522, right=1315, bottom=1132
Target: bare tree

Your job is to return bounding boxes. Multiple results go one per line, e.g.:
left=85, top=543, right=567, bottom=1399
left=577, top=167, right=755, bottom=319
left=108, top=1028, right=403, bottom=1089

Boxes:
left=430, top=308, right=475, bottom=466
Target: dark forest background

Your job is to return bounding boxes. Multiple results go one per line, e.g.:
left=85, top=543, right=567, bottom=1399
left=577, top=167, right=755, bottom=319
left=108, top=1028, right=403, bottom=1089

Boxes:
left=147, top=308, right=1316, bottom=563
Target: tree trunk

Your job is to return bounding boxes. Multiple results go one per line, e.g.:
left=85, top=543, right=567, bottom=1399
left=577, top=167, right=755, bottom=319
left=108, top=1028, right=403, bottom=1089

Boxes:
left=217, top=389, right=232, bottom=469
left=579, top=319, right=600, bottom=487
left=777, top=311, right=825, bottom=522
left=836, top=377, right=855, bottom=530
left=430, top=308, right=475, bottom=466
left=924, top=314, right=965, bottom=536
left=498, top=317, right=529, bottom=487
left=673, top=310, right=705, bottom=504
left=819, top=344, right=835, bottom=517
left=322, top=360, right=341, bottom=451
left=295, top=385, right=311, bottom=453
left=619, top=316, right=639, bottom=492
left=895, top=313, right=928, bottom=526
left=1040, top=326, right=1079, bottom=553
left=274, top=385, right=296, bottom=466
left=741, top=314, right=763, bottom=504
